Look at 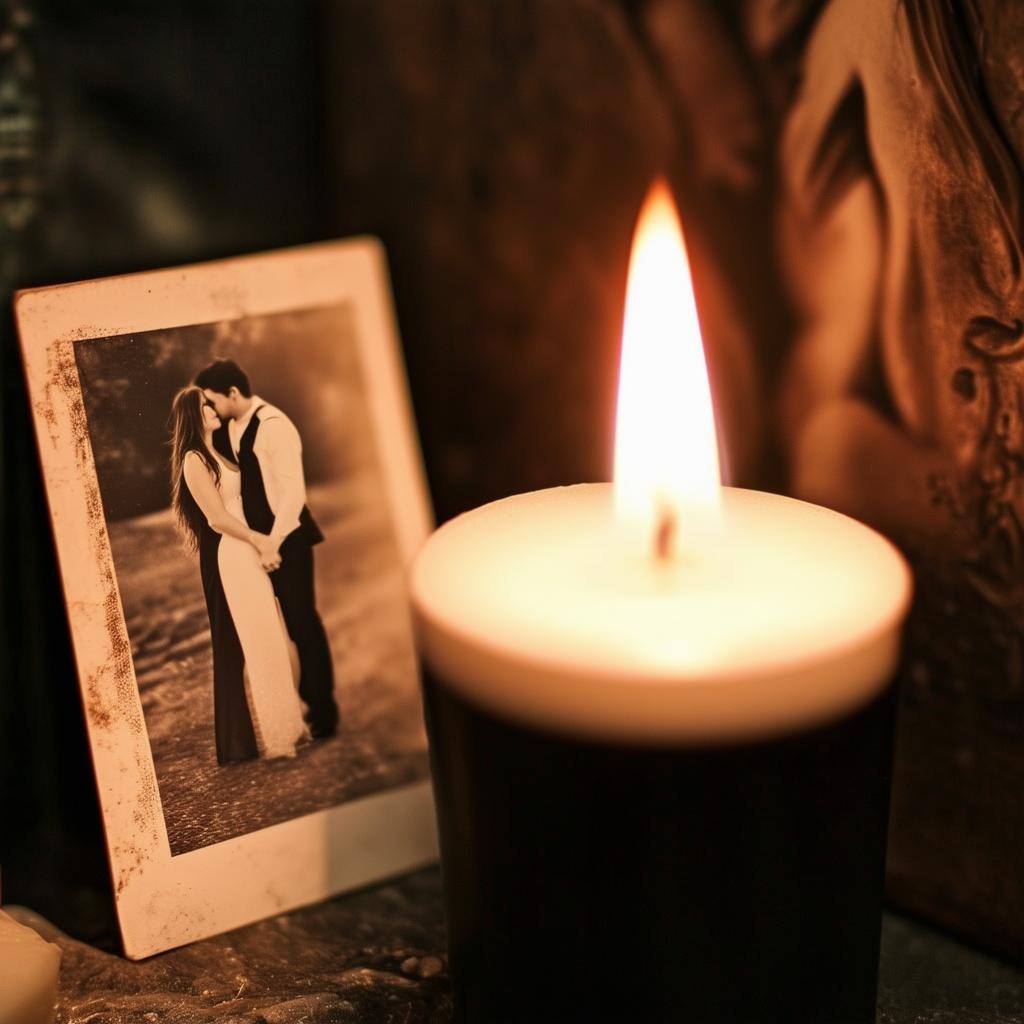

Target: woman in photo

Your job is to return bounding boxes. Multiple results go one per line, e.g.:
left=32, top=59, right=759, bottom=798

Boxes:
left=169, top=386, right=310, bottom=763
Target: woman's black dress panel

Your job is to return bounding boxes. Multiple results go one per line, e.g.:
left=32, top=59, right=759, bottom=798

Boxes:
left=197, top=519, right=258, bottom=764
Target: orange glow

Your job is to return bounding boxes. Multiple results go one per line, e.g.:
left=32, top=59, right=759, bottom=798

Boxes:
left=613, top=180, right=721, bottom=556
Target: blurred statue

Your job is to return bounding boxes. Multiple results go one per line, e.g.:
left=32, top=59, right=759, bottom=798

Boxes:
left=753, top=0, right=1024, bottom=711
left=742, top=0, right=1024, bottom=958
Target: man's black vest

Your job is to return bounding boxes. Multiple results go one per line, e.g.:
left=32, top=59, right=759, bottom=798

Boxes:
left=213, top=405, right=324, bottom=546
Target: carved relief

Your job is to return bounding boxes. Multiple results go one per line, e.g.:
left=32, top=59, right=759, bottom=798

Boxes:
left=754, top=0, right=1024, bottom=721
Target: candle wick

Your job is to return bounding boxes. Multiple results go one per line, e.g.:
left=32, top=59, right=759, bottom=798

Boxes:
left=654, top=502, right=677, bottom=562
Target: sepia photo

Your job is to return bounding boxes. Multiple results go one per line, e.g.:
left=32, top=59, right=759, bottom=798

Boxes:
left=74, top=305, right=429, bottom=854
left=16, top=240, right=437, bottom=957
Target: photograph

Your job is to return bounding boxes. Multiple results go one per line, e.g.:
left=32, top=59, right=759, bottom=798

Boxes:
left=73, top=303, right=429, bottom=855
left=15, top=240, right=437, bottom=958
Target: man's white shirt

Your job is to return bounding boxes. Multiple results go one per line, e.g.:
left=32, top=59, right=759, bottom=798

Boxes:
left=228, top=395, right=307, bottom=542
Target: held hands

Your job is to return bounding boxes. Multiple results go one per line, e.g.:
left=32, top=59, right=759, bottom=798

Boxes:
left=253, top=533, right=283, bottom=573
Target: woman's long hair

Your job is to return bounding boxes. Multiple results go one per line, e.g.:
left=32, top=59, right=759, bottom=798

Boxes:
left=169, top=386, right=221, bottom=552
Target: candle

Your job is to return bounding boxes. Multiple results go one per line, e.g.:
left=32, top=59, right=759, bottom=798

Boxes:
left=412, top=181, right=912, bottom=1024
left=0, top=909, right=62, bottom=1024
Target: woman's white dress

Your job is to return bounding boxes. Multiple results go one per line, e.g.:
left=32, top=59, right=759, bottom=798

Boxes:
left=215, top=459, right=310, bottom=758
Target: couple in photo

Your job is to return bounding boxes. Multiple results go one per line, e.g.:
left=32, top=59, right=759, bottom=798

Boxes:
left=169, top=360, right=339, bottom=765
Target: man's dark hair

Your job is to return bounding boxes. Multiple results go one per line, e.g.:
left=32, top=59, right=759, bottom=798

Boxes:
left=194, top=359, right=252, bottom=397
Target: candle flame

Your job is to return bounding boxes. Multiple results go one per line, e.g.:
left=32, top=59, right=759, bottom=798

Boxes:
left=614, top=179, right=721, bottom=558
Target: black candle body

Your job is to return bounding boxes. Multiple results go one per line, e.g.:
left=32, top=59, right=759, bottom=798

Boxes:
left=423, top=668, right=897, bottom=1024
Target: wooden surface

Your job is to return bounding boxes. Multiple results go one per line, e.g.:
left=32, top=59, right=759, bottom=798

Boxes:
left=19, top=867, right=1022, bottom=1023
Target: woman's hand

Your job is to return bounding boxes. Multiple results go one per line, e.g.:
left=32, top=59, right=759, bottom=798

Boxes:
left=252, top=532, right=282, bottom=572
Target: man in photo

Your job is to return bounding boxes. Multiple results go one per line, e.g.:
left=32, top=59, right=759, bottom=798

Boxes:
left=195, top=358, right=340, bottom=740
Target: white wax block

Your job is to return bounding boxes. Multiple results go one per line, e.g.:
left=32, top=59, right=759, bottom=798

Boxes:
left=0, top=909, right=62, bottom=1024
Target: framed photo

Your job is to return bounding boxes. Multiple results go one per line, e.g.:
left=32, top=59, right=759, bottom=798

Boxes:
left=15, top=239, right=437, bottom=958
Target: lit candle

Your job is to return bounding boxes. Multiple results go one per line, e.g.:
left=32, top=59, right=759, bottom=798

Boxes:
left=0, top=909, right=62, bottom=1024
left=412, top=181, right=912, bottom=1024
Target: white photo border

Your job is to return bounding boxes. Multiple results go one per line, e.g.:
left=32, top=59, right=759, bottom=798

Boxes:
left=16, top=238, right=438, bottom=958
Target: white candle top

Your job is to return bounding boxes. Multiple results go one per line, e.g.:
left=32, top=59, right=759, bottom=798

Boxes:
left=411, top=484, right=912, bottom=743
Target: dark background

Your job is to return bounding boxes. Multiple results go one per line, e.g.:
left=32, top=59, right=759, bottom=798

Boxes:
left=2, top=0, right=1022, bottom=971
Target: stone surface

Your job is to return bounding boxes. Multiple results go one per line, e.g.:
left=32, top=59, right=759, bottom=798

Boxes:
left=18, top=867, right=1023, bottom=1023
left=878, top=913, right=1024, bottom=1024
left=40, top=870, right=450, bottom=1024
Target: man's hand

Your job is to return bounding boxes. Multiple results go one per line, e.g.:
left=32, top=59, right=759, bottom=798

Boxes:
left=254, top=533, right=282, bottom=573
